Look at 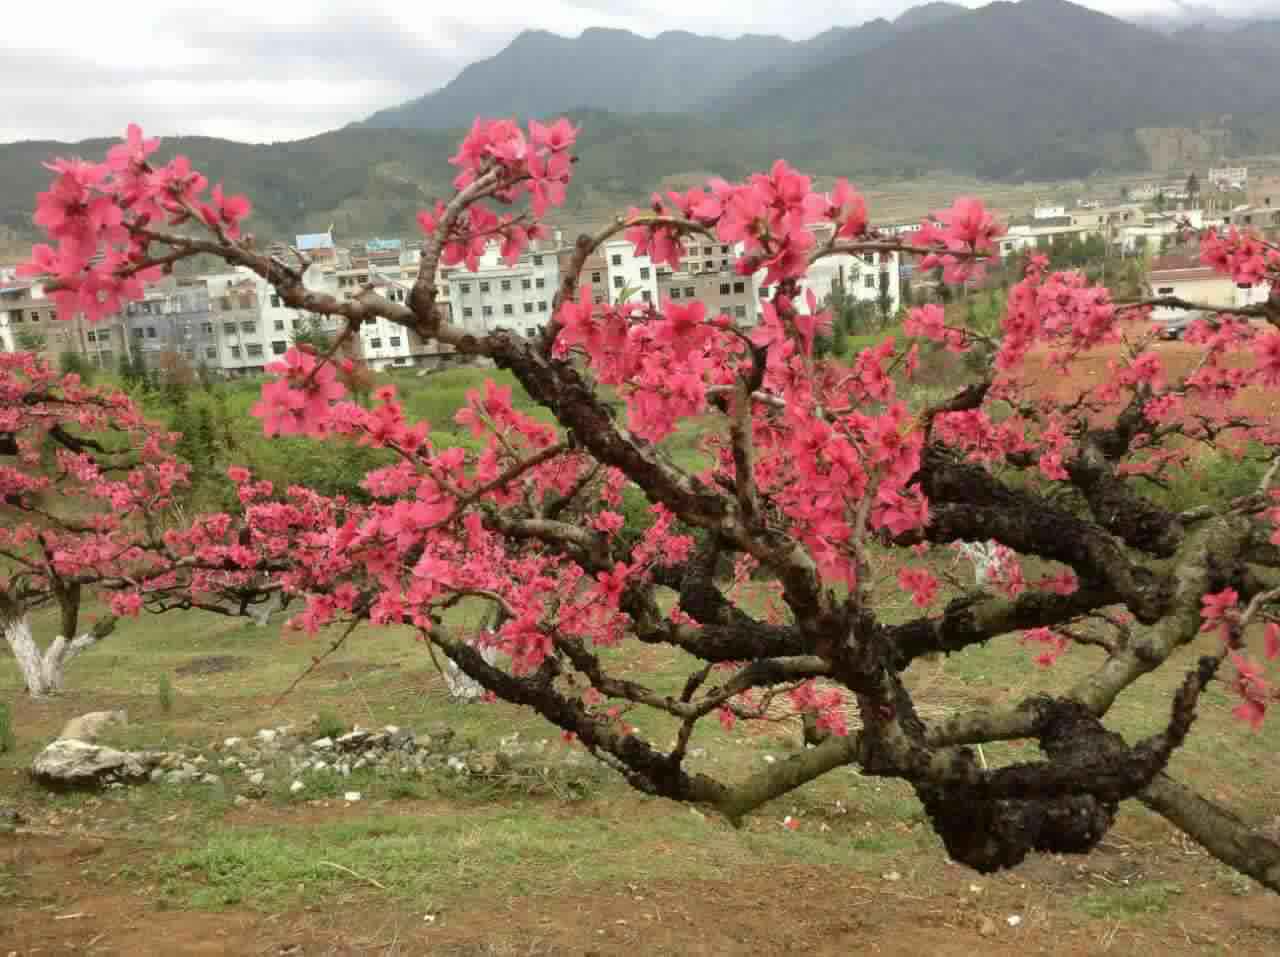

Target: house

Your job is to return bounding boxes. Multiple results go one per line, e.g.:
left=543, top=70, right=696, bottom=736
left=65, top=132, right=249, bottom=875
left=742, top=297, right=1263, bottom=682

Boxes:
left=1209, top=166, right=1248, bottom=191
left=601, top=238, right=658, bottom=307
left=1146, top=254, right=1241, bottom=321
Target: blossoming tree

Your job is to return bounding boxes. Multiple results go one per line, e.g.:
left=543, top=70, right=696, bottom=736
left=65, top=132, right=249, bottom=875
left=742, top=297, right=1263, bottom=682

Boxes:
left=17, top=119, right=1280, bottom=890
left=0, top=353, right=279, bottom=695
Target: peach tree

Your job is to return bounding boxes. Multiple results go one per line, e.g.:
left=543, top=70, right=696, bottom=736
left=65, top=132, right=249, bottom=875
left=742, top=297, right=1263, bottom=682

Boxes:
left=16, top=120, right=1280, bottom=890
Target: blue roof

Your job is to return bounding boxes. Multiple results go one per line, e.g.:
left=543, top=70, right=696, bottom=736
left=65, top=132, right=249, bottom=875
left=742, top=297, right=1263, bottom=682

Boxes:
left=296, top=232, right=334, bottom=251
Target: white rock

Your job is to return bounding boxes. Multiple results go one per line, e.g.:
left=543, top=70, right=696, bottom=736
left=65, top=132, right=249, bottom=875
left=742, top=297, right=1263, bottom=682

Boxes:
left=1006, top=915, right=1022, bottom=928
left=256, top=729, right=278, bottom=744
left=248, top=771, right=265, bottom=786
left=200, top=773, right=219, bottom=785
left=289, top=780, right=305, bottom=794
left=343, top=791, right=362, bottom=802
left=311, top=737, right=334, bottom=750
left=383, top=725, right=399, bottom=735
left=224, top=737, right=243, bottom=749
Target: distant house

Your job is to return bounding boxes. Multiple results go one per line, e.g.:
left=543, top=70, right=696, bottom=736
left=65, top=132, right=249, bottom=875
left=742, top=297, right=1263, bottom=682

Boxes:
left=1146, top=254, right=1240, bottom=321
left=295, top=230, right=338, bottom=264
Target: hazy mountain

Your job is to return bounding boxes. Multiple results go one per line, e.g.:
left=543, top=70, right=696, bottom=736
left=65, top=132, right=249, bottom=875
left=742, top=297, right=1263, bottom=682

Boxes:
left=358, top=2, right=969, bottom=131
left=711, top=0, right=1280, bottom=178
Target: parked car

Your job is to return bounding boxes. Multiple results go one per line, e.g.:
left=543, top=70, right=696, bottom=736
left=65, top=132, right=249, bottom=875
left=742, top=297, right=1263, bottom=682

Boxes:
left=1156, top=310, right=1208, bottom=341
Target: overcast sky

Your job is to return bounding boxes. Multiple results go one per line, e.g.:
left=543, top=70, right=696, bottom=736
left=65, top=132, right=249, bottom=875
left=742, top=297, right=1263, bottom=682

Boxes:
left=0, top=1, right=1271, bottom=144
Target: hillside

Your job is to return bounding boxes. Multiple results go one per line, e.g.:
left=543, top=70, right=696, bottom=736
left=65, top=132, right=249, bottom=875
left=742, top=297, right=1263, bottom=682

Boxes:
left=0, top=111, right=932, bottom=247
left=711, top=0, right=1280, bottom=179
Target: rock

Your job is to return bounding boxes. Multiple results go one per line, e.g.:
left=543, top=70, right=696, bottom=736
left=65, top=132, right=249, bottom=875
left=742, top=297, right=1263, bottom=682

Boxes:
left=335, top=730, right=371, bottom=752
left=343, top=791, right=362, bottom=802
left=224, top=737, right=243, bottom=749
left=0, top=807, right=23, bottom=833
left=248, top=771, right=265, bottom=786
left=289, top=780, right=305, bottom=794
left=384, top=725, right=400, bottom=736
left=233, top=795, right=252, bottom=808
left=32, top=740, right=155, bottom=787
left=256, top=729, right=278, bottom=744
left=58, top=710, right=128, bottom=743
left=200, top=774, right=219, bottom=785
left=192, top=755, right=207, bottom=766
left=311, top=737, right=334, bottom=750
left=312, top=761, right=328, bottom=772
left=388, top=729, right=416, bottom=751
left=978, top=917, right=997, bottom=938
left=465, top=751, right=509, bottom=776
left=165, top=769, right=196, bottom=785
left=425, top=723, right=455, bottom=749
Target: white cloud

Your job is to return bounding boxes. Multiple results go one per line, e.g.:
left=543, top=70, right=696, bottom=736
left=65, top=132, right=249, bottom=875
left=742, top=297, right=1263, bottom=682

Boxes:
left=1, top=0, right=1271, bottom=143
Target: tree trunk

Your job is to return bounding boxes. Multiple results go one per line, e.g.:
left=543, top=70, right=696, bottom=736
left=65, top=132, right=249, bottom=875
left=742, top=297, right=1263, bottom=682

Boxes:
left=3, top=613, right=109, bottom=698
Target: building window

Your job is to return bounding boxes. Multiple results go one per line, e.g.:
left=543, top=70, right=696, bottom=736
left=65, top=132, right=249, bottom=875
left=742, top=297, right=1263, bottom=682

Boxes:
left=641, top=291, right=652, bottom=303
left=370, top=338, right=382, bottom=349
left=703, top=246, right=713, bottom=256
left=525, top=327, right=537, bottom=337
left=523, top=302, right=534, bottom=314
left=230, top=346, right=241, bottom=359
left=865, top=275, right=875, bottom=289
left=533, top=255, right=543, bottom=266
left=720, top=245, right=729, bottom=254
left=535, top=277, right=545, bottom=290
left=273, top=320, right=285, bottom=331
left=639, top=267, right=650, bottom=280
left=538, top=301, right=548, bottom=312
left=390, top=336, right=401, bottom=347
left=719, top=283, right=731, bottom=295
left=685, top=287, right=695, bottom=298
left=611, top=254, right=622, bottom=266
left=479, top=281, right=490, bottom=293
left=86, top=331, right=96, bottom=343
left=522, top=278, right=532, bottom=290
left=201, top=322, right=213, bottom=334
left=460, top=282, right=471, bottom=294
left=1157, top=286, right=1174, bottom=295
left=612, top=276, right=624, bottom=289
left=722, top=259, right=730, bottom=269
left=482, top=306, right=493, bottom=317
left=463, top=307, right=474, bottom=318
left=733, top=281, right=745, bottom=294
left=501, top=279, right=512, bottom=291
left=704, top=260, right=714, bottom=271
left=146, top=326, right=157, bottom=338
left=503, top=304, right=514, bottom=315
left=240, top=321, right=255, bottom=333
left=270, top=295, right=281, bottom=308
left=206, top=347, right=217, bottom=360
left=590, top=271, right=602, bottom=284
left=734, top=305, right=747, bottom=318
left=671, top=288, right=681, bottom=300
left=246, top=343, right=263, bottom=358
left=271, top=340, right=288, bottom=355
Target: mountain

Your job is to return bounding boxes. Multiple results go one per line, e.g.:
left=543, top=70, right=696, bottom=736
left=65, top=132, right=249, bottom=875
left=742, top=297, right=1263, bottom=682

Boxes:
left=893, top=2, right=967, bottom=30
left=0, top=111, right=931, bottom=248
left=359, top=27, right=798, bottom=130
left=710, top=0, right=1280, bottom=179
left=358, top=2, right=966, bottom=131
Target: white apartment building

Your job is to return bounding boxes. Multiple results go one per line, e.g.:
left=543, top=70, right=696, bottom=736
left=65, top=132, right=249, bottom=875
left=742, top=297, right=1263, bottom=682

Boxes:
left=446, top=240, right=561, bottom=339
left=203, top=272, right=270, bottom=376
left=600, top=238, right=658, bottom=306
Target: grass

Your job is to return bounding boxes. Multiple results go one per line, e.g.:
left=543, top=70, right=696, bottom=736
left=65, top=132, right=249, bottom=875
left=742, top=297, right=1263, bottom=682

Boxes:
left=0, top=700, right=13, bottom=753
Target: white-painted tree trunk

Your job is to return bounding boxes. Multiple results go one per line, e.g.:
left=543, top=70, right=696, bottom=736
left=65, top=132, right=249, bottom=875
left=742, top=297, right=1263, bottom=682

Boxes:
left=3, top=614, right=104, bottom=698
left=443, top=635, right=498, bottom=702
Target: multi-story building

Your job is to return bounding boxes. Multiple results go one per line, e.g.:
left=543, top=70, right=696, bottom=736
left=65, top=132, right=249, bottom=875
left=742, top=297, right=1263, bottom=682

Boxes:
left=601, top=238, right=658, bottom=306
left=203, top=273, right=268, bottom=376
left=120, top=278, right=217, bottom=372
left=447, top=238, right=560, bottom=341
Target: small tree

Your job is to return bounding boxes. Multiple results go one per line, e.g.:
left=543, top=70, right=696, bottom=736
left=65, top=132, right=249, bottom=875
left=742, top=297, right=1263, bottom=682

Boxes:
left=0, top=354, right=270, bottom=695
left=18, top=119, right=1280, bottom=892
left=58, top=350, right=94, bottom=385
left=14, top=329, right=46, bottom=354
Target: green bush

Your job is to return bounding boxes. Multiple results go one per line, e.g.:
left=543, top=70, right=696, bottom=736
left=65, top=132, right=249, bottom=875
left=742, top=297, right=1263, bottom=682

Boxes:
left=158, top=672, right=174, bottom=714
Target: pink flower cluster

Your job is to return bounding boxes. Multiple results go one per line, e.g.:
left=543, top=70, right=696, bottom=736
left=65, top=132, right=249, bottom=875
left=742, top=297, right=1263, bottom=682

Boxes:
left=22, top=124, right=252, bottom=322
